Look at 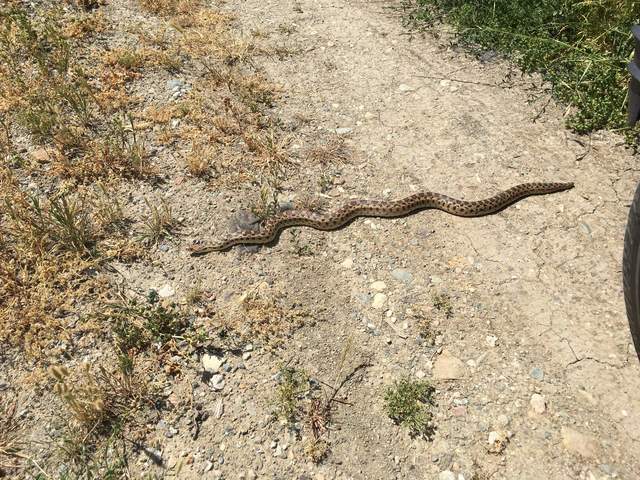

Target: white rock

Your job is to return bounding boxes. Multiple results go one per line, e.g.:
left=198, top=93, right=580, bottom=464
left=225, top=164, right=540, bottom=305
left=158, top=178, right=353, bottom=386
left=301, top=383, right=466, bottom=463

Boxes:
left=486, top=335, right=498, bottom=347
left=243, top=352, right=252, bottom=360
left=202, top=354, right=224, bottom=373
left=157, top=284, right=175, bottom=298
left=398, top=83, right=415, bottom=92
left=341, top=257, right=353, bottom=268
left=370, top=281, right=387, bottom=291
left=335, top=127, right=352, bottom=135
left=530, top=393, right=546, bottom=414
left=439, top=470, right=456, bottom=480
left=210, top=374, right=225, bottom=391
left=371, top=293, right=387, bottom=309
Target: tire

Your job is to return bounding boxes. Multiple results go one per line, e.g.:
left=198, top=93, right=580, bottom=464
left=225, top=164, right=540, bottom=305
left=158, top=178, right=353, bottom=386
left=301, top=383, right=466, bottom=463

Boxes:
left=623, top=181, right=640, bottom=361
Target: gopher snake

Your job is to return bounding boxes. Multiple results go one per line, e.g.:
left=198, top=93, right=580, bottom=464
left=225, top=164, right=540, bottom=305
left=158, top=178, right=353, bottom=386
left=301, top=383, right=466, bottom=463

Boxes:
left=189, top=182, right=573, bottom=255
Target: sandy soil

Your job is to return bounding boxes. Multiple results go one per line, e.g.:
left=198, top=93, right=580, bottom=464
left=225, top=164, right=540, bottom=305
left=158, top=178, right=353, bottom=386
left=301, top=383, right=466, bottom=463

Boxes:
left=4, top=0, right=640, bottom=479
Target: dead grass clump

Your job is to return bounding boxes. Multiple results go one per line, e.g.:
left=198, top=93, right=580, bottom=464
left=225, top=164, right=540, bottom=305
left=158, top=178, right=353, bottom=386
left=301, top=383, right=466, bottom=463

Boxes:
left=185, top=142, right=215, bottom=177
left=47, top=358, right=154, bottom=477
left=140, top=197, right=177, bottom=245
left=0, top=393, right=23, bottom=476
left=222, top=283, right=306, bottom=346
left=307, top=137, right=351, bottom=166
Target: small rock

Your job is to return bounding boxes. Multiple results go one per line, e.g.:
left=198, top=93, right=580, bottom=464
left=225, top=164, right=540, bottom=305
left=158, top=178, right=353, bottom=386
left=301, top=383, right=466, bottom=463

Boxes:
left=561, top=427, right=600, bottom=458
left=439, top=470, right=456, bottom=480
left=530, top=393, right=546, bottom=414
left=452, top=406, right=466, bottom=417
left=157, top=284, right=175, bottom=298
left=496, top=414, right=510, bottom=427
left=485, top=335, right=498, bottom=347
left=530, top=367, right=544, bottom=381
left=370, top=281, right=386, bottom=291
left=391, top=268, right=413, bottom=283
left=243, top=344, right=253, bottom=352
left=371, top=293, right=387, bottom=309
left=487, top=430, right=510, bottom=454
left=202, top=354, right=225, bottom=373
left=341, top=257, right=353, bottom=268
left=246, top=469, right=257, bottom=480
left=415, top=370, right=426, bottom=379
left=204, top=461, right=214, bottom=472
left=433, top=350, right=465, bottom=380
left=335, top=127, right=352, bottom=135
left=210, top=374, right=225, bottom=391
left=242, top=352, right=252, bottom=361
left=398, top=83, right=416, bottom=92
left=430, top=275, right=442, bottom=285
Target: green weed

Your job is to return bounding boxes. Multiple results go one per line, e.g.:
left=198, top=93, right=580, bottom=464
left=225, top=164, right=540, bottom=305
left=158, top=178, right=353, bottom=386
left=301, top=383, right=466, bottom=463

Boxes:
left=384, top=377, right=436, bottom=439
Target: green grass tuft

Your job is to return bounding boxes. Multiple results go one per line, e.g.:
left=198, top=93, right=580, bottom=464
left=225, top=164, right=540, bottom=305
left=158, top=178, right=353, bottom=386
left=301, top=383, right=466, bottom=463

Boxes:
left=402, top=0, right=640, bottom=134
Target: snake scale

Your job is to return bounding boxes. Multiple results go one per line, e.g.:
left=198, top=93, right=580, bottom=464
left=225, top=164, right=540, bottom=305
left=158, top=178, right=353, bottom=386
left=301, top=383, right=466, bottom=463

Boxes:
left=189, top=182, right=574, bottom=255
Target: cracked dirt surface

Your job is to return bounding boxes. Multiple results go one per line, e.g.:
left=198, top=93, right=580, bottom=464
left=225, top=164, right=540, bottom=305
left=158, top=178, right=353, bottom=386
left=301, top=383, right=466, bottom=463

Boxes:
left=141, top=1, right=640, bottom=478
left=5, top=0, right=640, bottom=478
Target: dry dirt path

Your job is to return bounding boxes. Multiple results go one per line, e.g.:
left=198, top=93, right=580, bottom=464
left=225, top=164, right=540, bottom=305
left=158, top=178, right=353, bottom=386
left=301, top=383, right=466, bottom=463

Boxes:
left=122, top=1, right=640, bottom=479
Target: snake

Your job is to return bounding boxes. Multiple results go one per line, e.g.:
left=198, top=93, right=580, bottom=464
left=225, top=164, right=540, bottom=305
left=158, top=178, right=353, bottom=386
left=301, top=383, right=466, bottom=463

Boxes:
left=189, top=182, right=574, bottom=255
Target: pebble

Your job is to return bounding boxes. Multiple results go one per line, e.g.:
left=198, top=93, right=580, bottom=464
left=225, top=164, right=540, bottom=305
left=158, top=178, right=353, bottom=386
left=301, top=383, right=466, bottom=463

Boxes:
left=415, top=370, right=426, bottom=379
left=530, top=393, right=546, bottom=414
left=157, top=284, right=175, bottom=298
left=497, top=414, right=510, bottom=427
left=485, top=335, right=498, bottom=347
left=202, top=354, right=225, bottom=373
left=530, top=367, right=544, bottom=381
left=246, top=470, right=257, bottom=480
left=431, top=275, right=443, bottom=285
left=204, top=461, right=214, bottom=472
left=370, top=281, right=386, bottom=291
left=561, top=427, right=600, bottom=458
left=335, top=127, right=352, bottom=135
left=210, top=374, right=225, bottom=391
left=371, top=293, right=387, bottom=309
left=433, top=350, right=465, bottom=380
left=398, top=83, right=416, bottom=92
left=452, top=406, right=466, bottom=417
left=341, top=257, right=353, bottom=268
left=438, top=470, right=456, bottom=480
left=391, top=268, right=413, bottom=283
left=242, top=352, right=252, bottom=361
left=487, top=430, right=510, bottom=453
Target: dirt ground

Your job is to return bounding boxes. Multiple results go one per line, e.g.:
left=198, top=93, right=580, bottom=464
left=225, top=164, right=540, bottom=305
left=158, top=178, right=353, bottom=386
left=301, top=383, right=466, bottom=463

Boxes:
left=4, top=0, right=640, bottom=479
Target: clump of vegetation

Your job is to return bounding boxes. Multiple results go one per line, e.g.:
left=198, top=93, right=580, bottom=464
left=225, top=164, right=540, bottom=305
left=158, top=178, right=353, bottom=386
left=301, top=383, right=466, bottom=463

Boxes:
left=0, top=393, right=22, bottom=476
left=273, top=366, right=310, bottom=425
left=48, top=359, right=154, bottom=478
left=108, top=290, right=190, bottom=354
left=432, top=292, right=453, bottom=318
left=401, top=0, right=639, bottom=135
left=384, top=377, right=436, bottom=439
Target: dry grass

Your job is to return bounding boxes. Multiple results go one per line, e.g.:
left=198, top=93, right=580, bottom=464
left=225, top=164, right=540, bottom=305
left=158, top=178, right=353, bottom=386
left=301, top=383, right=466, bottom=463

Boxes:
left=140, top=197, right=178, bottom=245
left=0, top=394, right=23, bottom=476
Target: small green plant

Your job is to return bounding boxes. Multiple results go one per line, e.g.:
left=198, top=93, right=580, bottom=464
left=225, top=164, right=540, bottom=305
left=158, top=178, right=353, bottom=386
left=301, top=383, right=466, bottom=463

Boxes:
left=432, top=292, right=453, bottom=318
left=273, top=366, right=309, bottom=425
left=384, top=377, right=436, bottom=439
left=109, top=291, right=189, bottom=352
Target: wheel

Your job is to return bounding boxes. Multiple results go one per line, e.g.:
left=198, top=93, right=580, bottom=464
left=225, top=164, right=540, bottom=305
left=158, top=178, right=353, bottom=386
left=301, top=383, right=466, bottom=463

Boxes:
left=623, top=181, right=640, bottom=361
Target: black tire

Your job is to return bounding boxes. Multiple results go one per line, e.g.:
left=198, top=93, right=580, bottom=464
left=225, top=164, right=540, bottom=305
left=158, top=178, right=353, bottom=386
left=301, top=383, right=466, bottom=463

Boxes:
left=623, top=181, right=640, bottom=361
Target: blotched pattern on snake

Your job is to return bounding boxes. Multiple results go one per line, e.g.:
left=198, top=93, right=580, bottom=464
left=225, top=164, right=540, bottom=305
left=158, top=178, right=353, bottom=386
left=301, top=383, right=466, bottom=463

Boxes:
left=189, top=182, right=574, bottom=255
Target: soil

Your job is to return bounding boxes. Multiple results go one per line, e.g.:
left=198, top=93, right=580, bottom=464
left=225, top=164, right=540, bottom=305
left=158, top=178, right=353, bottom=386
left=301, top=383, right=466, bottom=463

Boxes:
left=4, top=0, right=640, bottom=479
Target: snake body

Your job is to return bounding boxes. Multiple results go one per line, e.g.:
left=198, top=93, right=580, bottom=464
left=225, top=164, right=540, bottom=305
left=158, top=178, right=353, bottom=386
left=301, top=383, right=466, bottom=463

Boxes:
left=190, top=182, right=573, bottom=255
